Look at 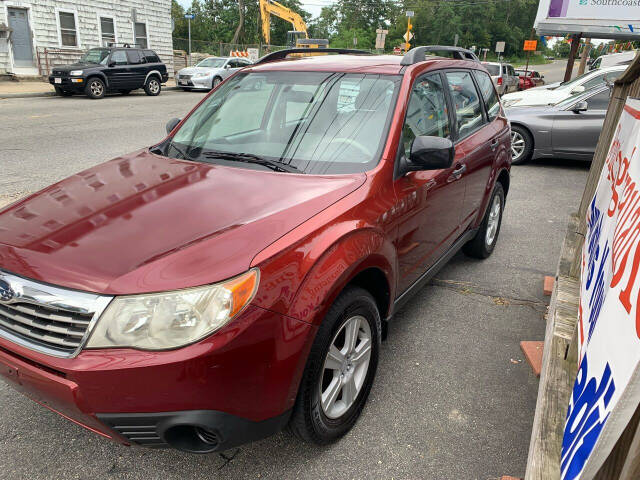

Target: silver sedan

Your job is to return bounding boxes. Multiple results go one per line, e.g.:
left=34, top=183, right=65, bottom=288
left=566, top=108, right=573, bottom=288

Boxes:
left=506, top=84, right=612, bottom=164
left=175, top=57, right=252, bottom=91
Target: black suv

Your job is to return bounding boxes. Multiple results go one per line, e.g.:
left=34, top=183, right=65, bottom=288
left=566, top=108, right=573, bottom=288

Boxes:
left=48, top=46, right=169, bottom=99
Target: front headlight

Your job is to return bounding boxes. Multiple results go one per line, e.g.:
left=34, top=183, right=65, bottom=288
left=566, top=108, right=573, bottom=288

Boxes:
left=194, top=72, right=211, bottom=78
left=87, top=269, right=259, bottom=350
left=69, top=70, right=83, bottom=76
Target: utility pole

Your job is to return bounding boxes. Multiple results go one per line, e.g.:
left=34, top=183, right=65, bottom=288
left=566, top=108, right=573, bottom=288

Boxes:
left=184, top=13, right=195, bottom=66
left=578, top=38, right=592, bottom=76
left=564, top=33, right=581, bottom=83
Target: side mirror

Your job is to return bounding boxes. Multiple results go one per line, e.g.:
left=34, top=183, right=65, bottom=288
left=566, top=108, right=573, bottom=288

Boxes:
left=224, top=64, right=231, bottom=69
left=108, top=61, right=116, bottom=67
left=570, top=85, right=585, bottom=94
left=408, top=136, right=455, bottom=171
left=572, top=101, right=588, bottom=113
left=166, top=117, right=181, bottom=134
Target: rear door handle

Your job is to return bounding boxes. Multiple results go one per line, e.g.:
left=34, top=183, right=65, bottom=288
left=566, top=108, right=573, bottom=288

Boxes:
left=490, top=138, right=499, bottom=151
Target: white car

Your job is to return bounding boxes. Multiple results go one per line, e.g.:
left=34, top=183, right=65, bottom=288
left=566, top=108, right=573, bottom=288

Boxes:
left=175, top=57, right=252, bottom=91
left=502, top=65, right=626, bottom=107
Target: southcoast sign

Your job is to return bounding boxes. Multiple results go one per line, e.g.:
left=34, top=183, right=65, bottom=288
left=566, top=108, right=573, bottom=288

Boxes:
left=563, top=98, right=640, bottom=479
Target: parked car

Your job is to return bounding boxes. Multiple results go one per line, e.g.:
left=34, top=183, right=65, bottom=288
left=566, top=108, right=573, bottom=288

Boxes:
left=502, top=65, right=625, bottom=107
left=176, top=57, right=253, bottom=90
left=482, top=61, right=518, bottom=95
left=0, top=47, right=510, bottom=453
left=506, top=84, right=612, bottom=164
left=48, top=46, right=168, bottom=99
left=515, top=69, right=545, bottom=90
left=590, top=50, right=636, bottom=70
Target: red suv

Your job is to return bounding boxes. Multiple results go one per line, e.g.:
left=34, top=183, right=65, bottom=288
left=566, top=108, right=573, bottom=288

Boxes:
left=0, top=47, right=510, bottom=453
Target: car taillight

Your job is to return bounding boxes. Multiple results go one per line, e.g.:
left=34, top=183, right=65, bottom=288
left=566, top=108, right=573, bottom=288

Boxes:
left=497, top=77, right=503, bottom=85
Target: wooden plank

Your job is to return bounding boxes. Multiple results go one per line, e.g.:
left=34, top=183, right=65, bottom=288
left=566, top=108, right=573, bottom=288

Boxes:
left=594, top=403, right=640, bottom=479
left=618, top=405, right=640, bottom=480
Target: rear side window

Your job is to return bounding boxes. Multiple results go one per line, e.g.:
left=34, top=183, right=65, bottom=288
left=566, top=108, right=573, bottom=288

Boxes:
left=126, top=50, right=144, bottom=64
left=143, top=50, right=160, bottom=63
left=586, top=89, right=612, bottom=110
left=402, top=73, right=451, bottom=157
left=474, top=71, right=500, bottom=121
left=446, top=71, right=485, bottom=139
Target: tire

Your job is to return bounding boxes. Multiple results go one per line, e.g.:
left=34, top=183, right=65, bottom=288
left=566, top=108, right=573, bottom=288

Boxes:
left=119, top=89, right=131, bottom=95
left=463, top=182, right=505, bottom=259
left=54, top=87, right=73, bottom=97
left=144, top=76, right=161, bottom=96
left=510, top=125, right=533, bottom=165
left=211, top=76, right=222, bottom=89
left=289, top=286, right=381, bottom=445
left=85, top=77, right=106, bottom=99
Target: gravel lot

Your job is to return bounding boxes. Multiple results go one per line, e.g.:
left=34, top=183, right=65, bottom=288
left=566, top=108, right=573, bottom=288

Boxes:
left=0, top=91, right=589, bottom=479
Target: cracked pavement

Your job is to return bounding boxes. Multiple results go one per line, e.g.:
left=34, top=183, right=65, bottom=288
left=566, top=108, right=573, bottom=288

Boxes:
left=0, top=93, right=589, bottom=479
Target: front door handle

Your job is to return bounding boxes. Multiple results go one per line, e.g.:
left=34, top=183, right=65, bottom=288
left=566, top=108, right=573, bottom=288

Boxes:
left=448, top=163, right=467, bottom=183
left=490, top=138, right=499, bottom=151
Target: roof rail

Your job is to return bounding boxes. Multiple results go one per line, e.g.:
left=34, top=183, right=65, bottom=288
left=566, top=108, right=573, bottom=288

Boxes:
left=106, top=42, right=144, bottom=48
left=255, top=48, right=373, bottom=65
left=401, top=46, right=480, bottom=66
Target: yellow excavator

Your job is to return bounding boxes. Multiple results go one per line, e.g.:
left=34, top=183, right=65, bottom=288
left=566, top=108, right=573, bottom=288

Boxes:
left=259, top=0, right=328, bottom=49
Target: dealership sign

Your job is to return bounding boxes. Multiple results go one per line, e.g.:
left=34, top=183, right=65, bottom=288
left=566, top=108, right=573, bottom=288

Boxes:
left=534, top=0, right=640, bottom=38
left=564, top=98, right=640, bottom=479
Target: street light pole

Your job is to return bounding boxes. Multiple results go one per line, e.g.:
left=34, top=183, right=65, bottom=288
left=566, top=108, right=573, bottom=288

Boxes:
left=188, top=16, right=191, bottom=66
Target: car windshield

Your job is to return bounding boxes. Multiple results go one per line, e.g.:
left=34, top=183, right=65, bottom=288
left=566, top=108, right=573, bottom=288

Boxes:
left=81, top=48, right=110, bottom=64
left=554, top=88, right=600, bottom=108
left=483, top=64, right=500, bottom=76
left=196, top=58, right=227, bottom=68
left=558, top=70, right=603, bottom=88
left=166, top=71, right=401, bottom=174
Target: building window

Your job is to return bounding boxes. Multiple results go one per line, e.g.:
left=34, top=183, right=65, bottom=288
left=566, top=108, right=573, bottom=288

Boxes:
left=58, top=11, right=77, bottom=47
left=100, top=17, right=116, bottom=46
left=134, top=22, right=148, bottom=48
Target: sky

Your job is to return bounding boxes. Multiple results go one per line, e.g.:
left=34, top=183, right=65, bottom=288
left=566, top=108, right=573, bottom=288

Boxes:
left=176, top=0, right=334, bottom=19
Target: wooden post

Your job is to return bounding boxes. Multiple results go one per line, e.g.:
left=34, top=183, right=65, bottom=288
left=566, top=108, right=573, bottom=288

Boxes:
left=578, top=38, right=592, bottom=76
left=564, top=34, right=581, bottom=83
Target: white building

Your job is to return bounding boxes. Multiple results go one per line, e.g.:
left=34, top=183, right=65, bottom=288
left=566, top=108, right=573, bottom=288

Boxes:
left=0, top=0, right=174, bottom=77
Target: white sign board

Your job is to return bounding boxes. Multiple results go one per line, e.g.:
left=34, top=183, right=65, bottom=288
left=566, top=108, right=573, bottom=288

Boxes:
left=247, top=48, right=259, bottom=63
left=534, top=0, right=640, bottom=38
left=564, top=98, right=640, bottom=479
left=406, top=10, right=414, bottom=17
left=375, top=29, right=388, bottom=50
left=495, top=41, right=505, bottom=53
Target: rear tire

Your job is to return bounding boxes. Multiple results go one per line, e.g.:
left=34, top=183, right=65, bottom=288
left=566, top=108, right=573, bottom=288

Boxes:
left=144, top=76, right=161, bottom=96
left=510, top=125, right=533, bottom=165
left=289, top=286, right=380, bottom=444
left=85, top=77, right=106, bottom=99
left=463, top=183, right=505, bottom=259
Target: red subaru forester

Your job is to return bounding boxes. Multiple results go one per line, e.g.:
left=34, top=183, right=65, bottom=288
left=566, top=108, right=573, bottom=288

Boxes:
left=0, top=46, right=510, bottom=453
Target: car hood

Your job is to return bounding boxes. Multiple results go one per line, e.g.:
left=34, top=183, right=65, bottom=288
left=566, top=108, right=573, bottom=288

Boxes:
left=178, top=66, right=222, bottom=76
left=505, top=105, right=556, bottom=118
left=52, top=62, right=98, bottom=71
left=0, top=150, right=365, bottom=295
left=502, top=87, right=568, bottom=106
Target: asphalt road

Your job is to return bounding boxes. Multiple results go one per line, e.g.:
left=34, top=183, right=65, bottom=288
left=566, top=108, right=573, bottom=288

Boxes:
left=0, top=92, right=590, bottom=479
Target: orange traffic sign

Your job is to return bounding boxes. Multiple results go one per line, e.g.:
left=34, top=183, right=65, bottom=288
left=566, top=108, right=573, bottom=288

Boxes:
left=523, top=40, right=537, bottom=51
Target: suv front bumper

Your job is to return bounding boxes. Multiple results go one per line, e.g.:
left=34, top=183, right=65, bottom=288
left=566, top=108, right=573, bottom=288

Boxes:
left=0, top=305, right=316, bottom=451
left=48, top=75, right=86, bottom=92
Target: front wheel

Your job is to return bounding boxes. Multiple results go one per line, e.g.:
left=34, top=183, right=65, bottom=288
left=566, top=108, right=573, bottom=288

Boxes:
left=144, top=76, right=161, bottom=96
left=289, top=286, right=380, bottom=444
left=463, top=183, right=505, bottom=259
left=510, top=125, right=533, bottom=165
left=211, top=76, right=222, bottom=89
left=85, top=78, right=106, bottom=99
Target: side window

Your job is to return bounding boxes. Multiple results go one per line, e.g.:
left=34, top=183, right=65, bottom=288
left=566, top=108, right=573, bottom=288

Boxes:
left=445, top=71, right=485, bottom=139
left=586, top=89, right=612, bottom=110
left=143, top=50, right=161, bottom=63
left=110, top=50, right=128, bottom=65
left=402, top=73, right=451, bottom=157
left=126, top=50, right=144, bottom=64
left=474, top=71, right=500, bottom=121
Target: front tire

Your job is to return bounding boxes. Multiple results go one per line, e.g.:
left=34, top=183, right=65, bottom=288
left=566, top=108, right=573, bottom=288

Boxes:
left=510, top=125, right=533, bottom=165
left=289, top=286, right=380, bottom=444
left=85, top=77, right=106, bottom=99
left=211, top=76, right=222, bottom=89
left=463, top=183, right=505, bottom=259
left=144, top=76, right=161, bottom=96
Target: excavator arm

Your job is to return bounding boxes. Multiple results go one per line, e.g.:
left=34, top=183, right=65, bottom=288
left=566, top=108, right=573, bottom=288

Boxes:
left=259, top=0, right=308, bottom=45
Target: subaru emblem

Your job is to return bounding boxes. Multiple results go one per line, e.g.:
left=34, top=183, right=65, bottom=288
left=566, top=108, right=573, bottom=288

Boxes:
left=0, top=279, right=15, bottom=303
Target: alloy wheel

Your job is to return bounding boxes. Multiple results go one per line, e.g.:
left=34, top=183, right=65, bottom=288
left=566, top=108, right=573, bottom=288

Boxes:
left=319, top=315, right=372, bottom=419
left=510, top=130, right=525, bottom=161
left=149, top=79, right=160, bottom=94
left=485, top=194, right=502, bottom=246
left=90, top=80, right=104, bottom=97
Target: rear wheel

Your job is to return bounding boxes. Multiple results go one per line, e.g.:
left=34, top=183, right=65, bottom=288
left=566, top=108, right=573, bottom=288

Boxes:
left=463, top=183, right=505, bottom=259
left=85, top=77, right=106, bottom=99
left=144, top=76, right=161, bottom=96
left=510, top=125, right=533, bottom=165
left=289, top=286, right=380, bottom=444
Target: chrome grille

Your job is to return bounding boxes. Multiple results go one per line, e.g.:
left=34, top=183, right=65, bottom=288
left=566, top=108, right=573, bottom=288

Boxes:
left=0, top=270, right=112, bottom=358
left=179, top=74, right=192, bottom=80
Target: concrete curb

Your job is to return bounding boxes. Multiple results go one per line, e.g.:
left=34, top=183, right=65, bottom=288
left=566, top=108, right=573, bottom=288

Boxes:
left=0, top=85, right=183, bottom=99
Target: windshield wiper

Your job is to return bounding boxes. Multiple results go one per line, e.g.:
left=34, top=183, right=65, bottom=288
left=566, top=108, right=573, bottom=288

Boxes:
left=201, top=150, right=301, bottom=173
